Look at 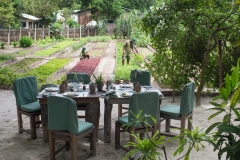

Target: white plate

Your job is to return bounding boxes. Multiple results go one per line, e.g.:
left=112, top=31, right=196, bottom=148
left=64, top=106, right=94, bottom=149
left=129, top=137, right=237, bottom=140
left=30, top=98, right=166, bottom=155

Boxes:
left=63, top=92, right=78, bottom=98
left=45, top=87, right=59, bottom=92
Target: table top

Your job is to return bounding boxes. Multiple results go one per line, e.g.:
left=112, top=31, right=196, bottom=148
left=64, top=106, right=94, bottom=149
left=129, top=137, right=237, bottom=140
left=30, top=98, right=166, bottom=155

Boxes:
left=110, top=84, right=163, bottom=97
left=37, top=86, right=102, bottom=99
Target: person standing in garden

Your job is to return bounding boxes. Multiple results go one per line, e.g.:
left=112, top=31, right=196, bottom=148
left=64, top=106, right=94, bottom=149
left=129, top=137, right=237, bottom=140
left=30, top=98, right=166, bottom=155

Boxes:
left=122, top=38, right=136, bottom=65
left=80, top=46, right=90, bottom=60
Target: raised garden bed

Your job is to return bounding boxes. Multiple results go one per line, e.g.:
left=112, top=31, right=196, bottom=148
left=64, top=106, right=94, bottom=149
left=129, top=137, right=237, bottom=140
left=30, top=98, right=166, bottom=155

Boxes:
left=69, top=57, right=101, bottom=76
left=7, top=58, right=41, bottom=72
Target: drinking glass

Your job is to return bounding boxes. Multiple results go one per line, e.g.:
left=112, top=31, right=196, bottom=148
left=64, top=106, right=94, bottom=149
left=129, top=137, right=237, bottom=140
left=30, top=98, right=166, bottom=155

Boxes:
left=68, top=79, right=73, bottom=88
left=119, top=77, right=124, bottom=90
left=79, top=77, right=84, bottom=91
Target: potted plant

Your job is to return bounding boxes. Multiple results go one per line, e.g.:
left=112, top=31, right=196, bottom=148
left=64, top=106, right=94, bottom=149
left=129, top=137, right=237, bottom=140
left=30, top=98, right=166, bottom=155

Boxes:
left=93, top=74, right=104, bottom=91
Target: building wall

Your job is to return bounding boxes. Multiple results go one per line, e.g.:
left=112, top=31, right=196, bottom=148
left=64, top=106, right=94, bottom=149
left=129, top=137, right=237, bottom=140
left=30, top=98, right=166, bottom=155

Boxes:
left=78, top=10, right=92, bottom=26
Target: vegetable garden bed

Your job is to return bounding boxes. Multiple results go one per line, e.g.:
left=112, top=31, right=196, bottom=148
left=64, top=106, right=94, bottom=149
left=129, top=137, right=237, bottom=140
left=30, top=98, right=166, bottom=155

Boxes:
left=69, top=57, right=101, bottom=76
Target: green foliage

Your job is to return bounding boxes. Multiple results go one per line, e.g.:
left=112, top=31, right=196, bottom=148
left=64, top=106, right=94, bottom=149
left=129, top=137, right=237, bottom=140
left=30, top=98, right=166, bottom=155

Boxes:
left=96, top=20, right=107, bottom=36
left=122, top=111, right=165, bottom=160
left=72, top=38, right=87, bottom=52
left=67, top=18, right=79, bottom=28
left=205, top=59, right=240, bottom=160
left=93, top=74, right=104, bottom=85
left=12, top=41, right=18, bottom=47
left=86, top=36, right=112, bottom=42
left=8, top=58, right=40, bottom=72
left=115, top=42, right=141, bottom=80
left=22, top=58, right=71, bottom=86
left=0, top=67, right=17, bottom=86
left=34, top=41, right=75, bottom=56
left=170, top=125, right=212, bottom=160
left=0, top=0, right=16, bottom=28
left=0, top=42, right=5, bottom=49
left=0, top=54, right=14, bottom=63
left=140, top=0, right=240, bottom=100
left=19, top=36, right=33, bottom=47
left=133, top=54, right=144, bottom=66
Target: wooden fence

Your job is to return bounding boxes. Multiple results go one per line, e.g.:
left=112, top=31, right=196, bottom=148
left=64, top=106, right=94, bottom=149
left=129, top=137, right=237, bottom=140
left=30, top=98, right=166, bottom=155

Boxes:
left=0, top=26, right=97, bottom=43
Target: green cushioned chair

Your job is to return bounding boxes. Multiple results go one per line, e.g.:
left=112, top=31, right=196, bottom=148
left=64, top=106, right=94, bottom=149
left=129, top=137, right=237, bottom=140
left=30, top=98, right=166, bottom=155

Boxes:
left=115, top=92, right=159, bottom=152
left=66, top=72, right=91, bottom=120
left=48, top=96, right=96, bottom=160
left=160, top=82, right=195, bottom=137
left=129, top=69, right=151, bottom=86
left=13, top=76, right=41, bottom=139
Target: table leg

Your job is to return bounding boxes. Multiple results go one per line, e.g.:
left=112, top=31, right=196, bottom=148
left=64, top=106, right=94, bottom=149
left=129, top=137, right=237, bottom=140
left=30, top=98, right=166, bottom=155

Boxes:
left=41, top=104, right=49, bottom=143
left=86, top=102, right=100, bottom=141
left=104, top=98, right=113, bottom=143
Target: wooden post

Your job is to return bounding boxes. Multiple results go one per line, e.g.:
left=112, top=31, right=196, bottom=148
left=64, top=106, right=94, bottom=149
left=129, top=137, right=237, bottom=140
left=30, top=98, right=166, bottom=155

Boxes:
left=80, top=25, right=82, bottom=38
left=88, top=27, right=89, bottom=36
left=48, top=25, right=50, bottom=37
left=34, top=24, right=37, bottom=41
left=19, top=26, right=22, bottom=40
left=28, top=28, right=30, bottom=38
left=42, top=25, right=44, bottom=39
left=8, top=26, right=10, bottom=45
left=67, top=26, right=69, bottom=38
left=74, top=26, right=75, bottom=39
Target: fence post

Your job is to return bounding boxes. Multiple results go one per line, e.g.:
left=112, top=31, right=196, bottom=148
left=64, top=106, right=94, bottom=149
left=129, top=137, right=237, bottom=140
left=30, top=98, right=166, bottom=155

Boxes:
left=8, top=26, right=10, bottom=45
left=95, top=27, right=96, bottom=36
left=48, top=25, right=50, bottom=37
left=88, top=27, right=89, bottom=36
left=28, top=27, right=30, bottom=38
left=74, top=26, right=75, bottom=39
left=19, top=26, right=22, bottom=40
left=42, top=25, right=44, bottom=39
left=34, top=24, right=37, bottom=41
left=80, top=25, right=82, bottom=38
left=67, top=26, right=69, bottom=38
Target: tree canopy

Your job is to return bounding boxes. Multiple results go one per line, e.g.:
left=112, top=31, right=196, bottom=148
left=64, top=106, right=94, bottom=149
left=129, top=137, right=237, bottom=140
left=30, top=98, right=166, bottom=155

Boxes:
left=0, top=0, right=16, bottom=28
left=140, top=0, right=240, bottom=105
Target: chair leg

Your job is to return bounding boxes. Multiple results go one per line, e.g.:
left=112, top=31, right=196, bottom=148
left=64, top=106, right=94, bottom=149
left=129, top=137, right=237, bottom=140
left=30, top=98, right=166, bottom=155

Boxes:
left=35, top=116, right=40, bottom=128
left=180, top=115, right=186, bottom=136
left=71, top=135, right=77, bottom=160
left=17, top=112, right=23, bottom=133
left=115, top=121, right=120, bottom=149
left=118, top=104, right=122, bottom=119
left=49, top=131, right=55, bottom=160
left=90, top=128, right=96, bottom=156
left=188, top=116, right=192, bottom=131
left=66, top=141, right=71, bottom=151
left=30, top=115, right=37, bottom=139
left=165, top=119, right=171, bottom=132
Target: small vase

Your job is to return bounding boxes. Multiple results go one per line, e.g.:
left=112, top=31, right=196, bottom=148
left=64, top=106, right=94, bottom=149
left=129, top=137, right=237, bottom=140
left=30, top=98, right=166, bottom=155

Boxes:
left=89, top=83, right=96, bottom=93
left=133, top=82, right=139, bottom=91
left=135, top=84, right=141, bottom=92
left=62, top=80, right=68, bottom=88
left=59, top=82, right=66, bottom=92
left=97, top=84, right=103, bottom=91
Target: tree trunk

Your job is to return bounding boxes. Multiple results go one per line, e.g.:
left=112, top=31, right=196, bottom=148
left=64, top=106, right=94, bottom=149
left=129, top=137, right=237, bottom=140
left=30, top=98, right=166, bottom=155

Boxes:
left=196, top=40, right=211, bottom=106
left=218, top=40, right=223, bottom=87
left=171, top=49, right=175, bottom=103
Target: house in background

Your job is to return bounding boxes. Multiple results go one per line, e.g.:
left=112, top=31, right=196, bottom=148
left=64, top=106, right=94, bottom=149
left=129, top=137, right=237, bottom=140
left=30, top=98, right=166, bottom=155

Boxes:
left=20, top=14, right=42, bottom=28
left=74, top=9, right=95, bottom=26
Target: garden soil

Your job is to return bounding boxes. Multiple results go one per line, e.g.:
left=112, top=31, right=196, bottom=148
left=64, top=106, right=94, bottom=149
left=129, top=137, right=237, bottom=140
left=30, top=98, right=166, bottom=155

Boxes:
left=0, top=40, right=222, bottom=160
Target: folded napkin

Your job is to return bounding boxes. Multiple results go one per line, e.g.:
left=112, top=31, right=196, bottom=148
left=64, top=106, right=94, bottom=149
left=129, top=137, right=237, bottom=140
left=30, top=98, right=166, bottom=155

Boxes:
left=104, top=90, right=118, bottom=101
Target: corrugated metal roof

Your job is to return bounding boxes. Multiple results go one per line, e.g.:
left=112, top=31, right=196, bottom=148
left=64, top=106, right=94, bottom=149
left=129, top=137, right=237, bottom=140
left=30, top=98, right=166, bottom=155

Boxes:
left=21, top=14, right=41, bottom=21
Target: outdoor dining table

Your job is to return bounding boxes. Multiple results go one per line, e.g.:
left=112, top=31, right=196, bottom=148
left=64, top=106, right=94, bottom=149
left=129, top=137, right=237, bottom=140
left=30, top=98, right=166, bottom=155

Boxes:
left=37, top=87, right=101, bottom=143
left=104, top=84, right=164, bottom=143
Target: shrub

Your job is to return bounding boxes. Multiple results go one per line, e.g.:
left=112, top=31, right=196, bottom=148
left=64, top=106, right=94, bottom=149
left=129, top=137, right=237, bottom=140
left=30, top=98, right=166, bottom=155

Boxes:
left=12, top=41, right=18, bottom=47
left=19, top=36, right=33, bottom=47
left=0, top=42, right=5, bottom=49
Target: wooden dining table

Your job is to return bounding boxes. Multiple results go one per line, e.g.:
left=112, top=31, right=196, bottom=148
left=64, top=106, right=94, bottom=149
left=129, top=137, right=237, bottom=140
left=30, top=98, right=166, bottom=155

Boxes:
left=103, top=84, right=164, bottom=143
left=37, top=87, right=101, bottom=143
